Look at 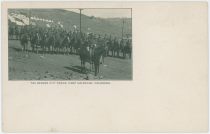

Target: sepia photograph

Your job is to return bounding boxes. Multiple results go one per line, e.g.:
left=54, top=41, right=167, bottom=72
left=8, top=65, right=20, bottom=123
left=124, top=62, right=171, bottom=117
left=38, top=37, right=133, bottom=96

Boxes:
left=8, top=8, right=132, bottom=80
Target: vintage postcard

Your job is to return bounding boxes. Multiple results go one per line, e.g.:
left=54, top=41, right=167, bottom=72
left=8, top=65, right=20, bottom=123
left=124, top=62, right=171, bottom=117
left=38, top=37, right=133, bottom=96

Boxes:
left=2, top=1, right=208, bottom=132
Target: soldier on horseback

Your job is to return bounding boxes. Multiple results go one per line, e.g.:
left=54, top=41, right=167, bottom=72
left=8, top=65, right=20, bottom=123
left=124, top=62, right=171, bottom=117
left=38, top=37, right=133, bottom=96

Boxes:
left=19, top=26, right=29, bottom=52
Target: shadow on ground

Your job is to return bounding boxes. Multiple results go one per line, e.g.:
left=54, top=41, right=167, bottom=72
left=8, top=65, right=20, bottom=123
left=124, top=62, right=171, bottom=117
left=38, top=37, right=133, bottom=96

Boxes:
left=64, top=65, right=86, bottom=74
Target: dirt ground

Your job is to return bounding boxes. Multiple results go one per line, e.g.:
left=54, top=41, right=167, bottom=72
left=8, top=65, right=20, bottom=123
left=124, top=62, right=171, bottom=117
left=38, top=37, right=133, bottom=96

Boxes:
left=8, top=40, right=132, bottom=80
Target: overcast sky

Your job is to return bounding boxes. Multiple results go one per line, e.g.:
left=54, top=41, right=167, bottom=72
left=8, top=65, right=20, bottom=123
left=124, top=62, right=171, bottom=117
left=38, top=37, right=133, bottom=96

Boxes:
left=65, top=9, right=131, bottom=18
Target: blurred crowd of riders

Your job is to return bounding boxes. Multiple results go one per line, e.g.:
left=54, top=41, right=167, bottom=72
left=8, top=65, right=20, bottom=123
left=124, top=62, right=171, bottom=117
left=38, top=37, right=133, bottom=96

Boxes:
left=8, top=24, right=132, bottom=59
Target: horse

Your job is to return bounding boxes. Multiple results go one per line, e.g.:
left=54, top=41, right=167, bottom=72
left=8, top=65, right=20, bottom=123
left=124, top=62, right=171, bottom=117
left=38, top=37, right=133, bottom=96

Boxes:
left=78, top=40, right=93, bottom=72
left=54, top=32, right=62, bottom=54
left=8, top=25, right=14, bottom=40
left=109, top=40, right=116, bottom=57
left=92, top=45, right=106, bottom=76
left=68, top=36, right=75, bottom=54
left=20, top=33, right=29, bottom=52
left=30, top=32, right=41, bottom=53
left=79, top=41, right=106, bottom=76
left=120, top=39, right=126, bottom=58
left=123, top=40, right=132, bottom=59
left=113, top=39, right=120, bottom=57
left=99, top=39, right=108, bottom=64
left=73, top=38, right=82, bottom=54
left=61, top=34, right=71, bottom=55
left=14, top=27, right=20, bottom=40
left=47, top=34, right=56, bottom=54
left=40, top=32, right=48, bottom=54
left=126, top=41, right=132, bottom=59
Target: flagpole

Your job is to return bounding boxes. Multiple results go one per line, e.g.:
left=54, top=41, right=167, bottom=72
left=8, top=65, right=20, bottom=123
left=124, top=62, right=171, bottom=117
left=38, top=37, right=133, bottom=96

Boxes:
left=122, top=19, right=125, bottom=39
left=79, top=9, right=83, bottom=36
left=28, top=9, right=31, bottom=32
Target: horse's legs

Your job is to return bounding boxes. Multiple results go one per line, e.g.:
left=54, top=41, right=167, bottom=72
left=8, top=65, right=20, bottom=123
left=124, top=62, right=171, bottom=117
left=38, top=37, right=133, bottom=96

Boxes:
left=50, top=45, right=52, bottom=54
left=53, top=46, right=55, bottom=54
left=35, top=44, right=37, bottom=54
left=97, top=64, right=100, bottom=76
left=81, top=60, right=84, bottom=72
left=36, top=44, right=39, bottom=54
left=91, top=62, right=94, bottom=72
left=51, top=46, right=54, bottom=54
left=68, top=46, right=71, bottom=55
left=70, top=46, right=73, bottom=54
left=69, top=46, right=71, bottom=54
left=122, top=50, right=124, bottom=58
left=55, top=47, right=57, bottom=54
left=89, top=62, right=93, bottom=72
left=47, top=45, right=49, bottom=54
left=25, top=43, right=27, bottom=53
left=51, top=46, right=53, bottom=54
left=45, top=45, right=47, bottom=54
left=99, top=56, right=102, bottom=64
left=66, top=46, right=68, bottom=55
left=43, top=46, right=45, bottom=55
left=46, top=45, right=48, bottom=54
left=65, top=46, right=67, bottom=55
left=94, top=64, right=97, bottom=76
left=84, top=62, right=87, bottom=73
left=48, top=46, right=50, bottom=54
left=117, top=50, right=119, bottom=57
left=89, top=62, right=91, bottom=72
left=51, top=45, right=53, bottom=54
left=67, top=46, right=69, bottom=55
left=42, top=45, right=45, bottom=55
left=64, top=46, right=66, bottom=55
left=44, top=45, right=46, bottom=54
left=94, top=62, right=99, bottom=76
left=42, top=45, right=44, bottom=54
left=43, top=45, right=46, bottom=55
left=32, top=44, right=34, bottom=53
left=24, top=43, right=26, bottom=52
left=83, top=61, right=86, bottom=72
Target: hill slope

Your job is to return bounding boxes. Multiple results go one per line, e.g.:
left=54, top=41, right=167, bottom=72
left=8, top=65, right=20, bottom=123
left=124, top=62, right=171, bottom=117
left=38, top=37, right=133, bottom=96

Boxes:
left=8, top=9, right=132, bottom=38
